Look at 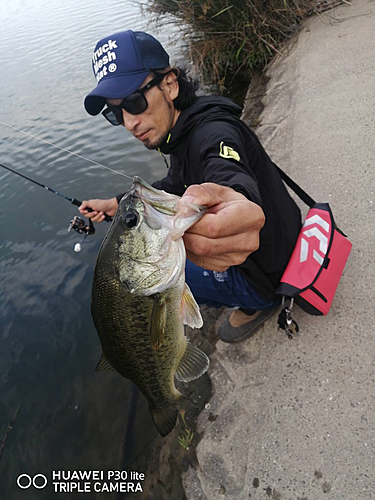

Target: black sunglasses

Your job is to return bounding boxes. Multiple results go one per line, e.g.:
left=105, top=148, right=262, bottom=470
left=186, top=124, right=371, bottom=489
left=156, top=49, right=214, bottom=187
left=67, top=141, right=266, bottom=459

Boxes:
left=102, top=75, right=164, bottom=126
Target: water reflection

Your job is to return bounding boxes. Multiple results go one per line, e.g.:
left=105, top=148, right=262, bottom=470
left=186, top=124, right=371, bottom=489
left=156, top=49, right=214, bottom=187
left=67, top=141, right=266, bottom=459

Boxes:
left=0, top=0, right=177, bottom=498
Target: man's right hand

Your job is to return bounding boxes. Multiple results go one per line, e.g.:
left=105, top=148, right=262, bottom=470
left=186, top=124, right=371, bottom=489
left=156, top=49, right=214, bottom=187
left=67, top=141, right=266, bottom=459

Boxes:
left=79, top=197, right=118, bottom=223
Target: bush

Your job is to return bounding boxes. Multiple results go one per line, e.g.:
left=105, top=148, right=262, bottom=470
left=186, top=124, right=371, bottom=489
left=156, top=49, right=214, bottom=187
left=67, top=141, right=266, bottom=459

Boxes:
left=142, top=0, right=342, bottom=91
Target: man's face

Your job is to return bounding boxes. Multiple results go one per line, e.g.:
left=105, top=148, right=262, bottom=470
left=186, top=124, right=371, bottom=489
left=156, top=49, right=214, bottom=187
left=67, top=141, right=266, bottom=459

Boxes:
left=106, top=73, right=180, bottom=150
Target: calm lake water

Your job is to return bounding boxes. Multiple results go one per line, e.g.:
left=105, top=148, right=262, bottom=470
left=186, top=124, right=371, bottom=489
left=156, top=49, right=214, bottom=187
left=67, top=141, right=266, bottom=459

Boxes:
left=0, top=1, right=181, bottom=498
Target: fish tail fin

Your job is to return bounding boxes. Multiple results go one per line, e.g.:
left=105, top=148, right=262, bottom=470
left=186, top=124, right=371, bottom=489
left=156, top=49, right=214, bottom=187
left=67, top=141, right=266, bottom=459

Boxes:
left=175, top=341, right=209, bottom=383
left=150, top=405, right=179, bottom=437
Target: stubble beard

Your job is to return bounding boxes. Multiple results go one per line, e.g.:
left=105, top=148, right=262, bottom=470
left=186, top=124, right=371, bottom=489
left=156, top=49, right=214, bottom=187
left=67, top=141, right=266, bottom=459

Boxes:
left=143, top=131, right=169, bottom=150
left=143, top=94, right=175, bottom=150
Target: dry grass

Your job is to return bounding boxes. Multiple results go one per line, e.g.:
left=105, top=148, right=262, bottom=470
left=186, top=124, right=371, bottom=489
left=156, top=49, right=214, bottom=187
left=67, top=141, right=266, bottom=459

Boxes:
left=140, top=0, right=343, bottom=91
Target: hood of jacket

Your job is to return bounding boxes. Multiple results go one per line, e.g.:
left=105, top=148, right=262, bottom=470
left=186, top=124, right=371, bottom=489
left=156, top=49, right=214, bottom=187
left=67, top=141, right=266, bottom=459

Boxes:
left=159, top=95, right=242, bottom=155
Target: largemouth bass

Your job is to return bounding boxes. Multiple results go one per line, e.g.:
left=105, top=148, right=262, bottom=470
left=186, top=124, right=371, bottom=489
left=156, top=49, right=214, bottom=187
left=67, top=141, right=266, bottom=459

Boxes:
left=91, top=177, right=209, bottom=437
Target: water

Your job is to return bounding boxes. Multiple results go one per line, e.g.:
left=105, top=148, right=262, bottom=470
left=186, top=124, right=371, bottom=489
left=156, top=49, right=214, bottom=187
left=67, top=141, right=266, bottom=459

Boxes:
left=0, top=1, right=180, bottom=498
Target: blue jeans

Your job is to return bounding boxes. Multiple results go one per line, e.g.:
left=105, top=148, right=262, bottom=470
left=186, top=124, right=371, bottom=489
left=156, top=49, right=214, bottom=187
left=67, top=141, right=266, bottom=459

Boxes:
left=185, top=260, right=280, bottom=311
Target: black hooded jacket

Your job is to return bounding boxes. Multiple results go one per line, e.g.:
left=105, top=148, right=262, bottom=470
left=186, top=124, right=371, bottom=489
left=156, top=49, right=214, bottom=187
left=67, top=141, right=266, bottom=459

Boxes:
left=123, top=95, right=302, bottom=299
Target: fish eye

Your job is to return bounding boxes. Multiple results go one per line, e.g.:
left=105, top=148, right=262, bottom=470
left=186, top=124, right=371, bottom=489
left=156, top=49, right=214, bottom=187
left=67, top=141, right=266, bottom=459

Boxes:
left=122, top=210, right=138, bottom=229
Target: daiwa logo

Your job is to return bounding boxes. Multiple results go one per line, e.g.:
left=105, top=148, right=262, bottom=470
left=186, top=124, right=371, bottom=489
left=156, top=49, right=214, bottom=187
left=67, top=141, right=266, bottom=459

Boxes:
left=92, top=39, right=118, bottom=83
left=300, top=214, right=330, bottom=264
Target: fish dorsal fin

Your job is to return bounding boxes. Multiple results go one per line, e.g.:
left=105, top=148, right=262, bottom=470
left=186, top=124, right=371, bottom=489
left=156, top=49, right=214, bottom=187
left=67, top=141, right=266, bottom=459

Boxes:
left=150, top=295, right=167, bottom=350
left=175, top=341, right=209, bottom=382
left=180, top=283, right=203, bottom=329
left=95, top=353, right=116, bottom=372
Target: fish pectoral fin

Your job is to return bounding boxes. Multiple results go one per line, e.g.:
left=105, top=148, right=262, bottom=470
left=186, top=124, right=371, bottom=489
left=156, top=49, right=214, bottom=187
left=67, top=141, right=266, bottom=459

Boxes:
left=150, top=295, right=167, bottom=350
left=95, top=353, right=116, bottom=372
left=150, top=404, right=179, bottom=437
left=175, top=341, right=209, bottom=382
left=180, top=283, right=203, bottom=329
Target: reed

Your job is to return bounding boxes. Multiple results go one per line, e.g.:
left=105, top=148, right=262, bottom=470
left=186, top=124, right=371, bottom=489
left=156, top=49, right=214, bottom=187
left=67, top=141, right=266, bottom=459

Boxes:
left=141, top=0, right=342, bottom=91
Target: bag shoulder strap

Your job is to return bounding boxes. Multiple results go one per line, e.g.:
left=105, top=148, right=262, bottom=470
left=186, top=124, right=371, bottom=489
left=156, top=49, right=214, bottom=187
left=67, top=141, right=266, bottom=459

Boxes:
left=273, top=163, right=315, bottom=208
left=274, top=164, right=347, bottom=237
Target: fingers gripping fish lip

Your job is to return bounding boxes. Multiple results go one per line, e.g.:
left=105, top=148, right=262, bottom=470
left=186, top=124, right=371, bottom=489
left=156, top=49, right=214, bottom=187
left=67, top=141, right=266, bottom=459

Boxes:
left=117, top=177, right=206, bottom=295
left=120, top=178, right=205, bottom=232
left=131, top=176, right=206, bottom=238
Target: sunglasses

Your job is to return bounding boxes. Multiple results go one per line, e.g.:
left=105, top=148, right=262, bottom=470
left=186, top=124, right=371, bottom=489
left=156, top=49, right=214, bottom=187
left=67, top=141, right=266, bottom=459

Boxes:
left=102, top=75, right=164, bottom=126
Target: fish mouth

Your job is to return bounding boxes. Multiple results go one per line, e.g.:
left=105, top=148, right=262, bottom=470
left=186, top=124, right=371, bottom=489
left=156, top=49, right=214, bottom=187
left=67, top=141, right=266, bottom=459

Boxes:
left=120, top=190, right=140, bottom=212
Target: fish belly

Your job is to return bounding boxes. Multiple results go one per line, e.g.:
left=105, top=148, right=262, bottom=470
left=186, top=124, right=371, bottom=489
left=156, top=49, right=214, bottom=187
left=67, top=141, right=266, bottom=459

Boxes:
left=92, top=269, right=186, bottom=411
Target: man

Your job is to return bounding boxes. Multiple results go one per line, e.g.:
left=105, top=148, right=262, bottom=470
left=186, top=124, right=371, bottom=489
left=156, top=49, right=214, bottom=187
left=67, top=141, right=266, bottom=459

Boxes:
left=80, top=30, right=302, bottom=342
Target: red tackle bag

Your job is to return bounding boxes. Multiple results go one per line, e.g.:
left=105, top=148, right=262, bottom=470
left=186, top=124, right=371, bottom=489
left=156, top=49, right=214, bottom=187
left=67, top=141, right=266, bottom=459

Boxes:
left=275, top=166, right=352, bottom=319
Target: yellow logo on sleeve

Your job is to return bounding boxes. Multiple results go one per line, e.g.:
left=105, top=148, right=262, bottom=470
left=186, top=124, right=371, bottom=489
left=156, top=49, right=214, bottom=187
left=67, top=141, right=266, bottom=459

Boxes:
left=219, top=141, right=240, bottom=161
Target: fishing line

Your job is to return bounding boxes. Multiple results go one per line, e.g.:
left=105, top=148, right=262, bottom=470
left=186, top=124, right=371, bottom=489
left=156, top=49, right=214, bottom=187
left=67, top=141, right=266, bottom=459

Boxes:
left=0, top=161, right=113, bottom=251
left=0, top=120, right=134, bottom=181
left=0, top=120, right=138, bottom=251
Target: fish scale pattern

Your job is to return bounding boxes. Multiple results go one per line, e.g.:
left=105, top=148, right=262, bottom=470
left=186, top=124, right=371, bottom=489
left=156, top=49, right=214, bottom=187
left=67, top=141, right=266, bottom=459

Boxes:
left=92, top=256, right=186, bottom=410
left=90, top=178, right=206, bottom=436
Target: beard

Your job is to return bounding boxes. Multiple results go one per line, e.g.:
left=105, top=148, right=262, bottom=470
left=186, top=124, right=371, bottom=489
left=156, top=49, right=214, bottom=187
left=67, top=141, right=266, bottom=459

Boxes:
left=142, top=94, right=175, bottom=150
left=143, top=131, right=169, bottom=150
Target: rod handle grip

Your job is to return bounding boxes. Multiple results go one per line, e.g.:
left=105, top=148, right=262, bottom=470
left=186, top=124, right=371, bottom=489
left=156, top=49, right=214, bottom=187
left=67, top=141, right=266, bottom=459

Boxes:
left=72, top=198, right=113, bottom=222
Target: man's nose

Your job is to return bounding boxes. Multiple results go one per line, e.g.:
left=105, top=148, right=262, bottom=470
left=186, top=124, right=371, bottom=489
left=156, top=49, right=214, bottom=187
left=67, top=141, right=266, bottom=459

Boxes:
left=122, top=109, right=141, bottom=131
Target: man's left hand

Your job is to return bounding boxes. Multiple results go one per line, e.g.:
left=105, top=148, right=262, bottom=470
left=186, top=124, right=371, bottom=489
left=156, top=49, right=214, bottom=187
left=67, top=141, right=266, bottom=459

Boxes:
left=182, top=183, right=265, bottom=272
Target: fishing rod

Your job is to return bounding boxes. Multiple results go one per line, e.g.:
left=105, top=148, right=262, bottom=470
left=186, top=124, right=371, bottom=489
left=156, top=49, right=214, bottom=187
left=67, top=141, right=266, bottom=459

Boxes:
left=0, top=119, right=136, bottom=252
left=0, top=162, right=113, bottom=217
left=0, top=162, right=113, bottom=252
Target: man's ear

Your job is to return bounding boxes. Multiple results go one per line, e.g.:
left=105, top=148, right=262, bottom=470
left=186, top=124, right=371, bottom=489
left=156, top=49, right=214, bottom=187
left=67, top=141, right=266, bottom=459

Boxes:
left=163, top=72, right=179, bottom=100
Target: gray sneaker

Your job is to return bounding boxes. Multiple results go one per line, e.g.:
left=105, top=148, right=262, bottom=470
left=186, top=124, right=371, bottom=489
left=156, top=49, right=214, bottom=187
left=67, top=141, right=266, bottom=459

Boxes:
left=218, top=308, right=277, bottom=343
